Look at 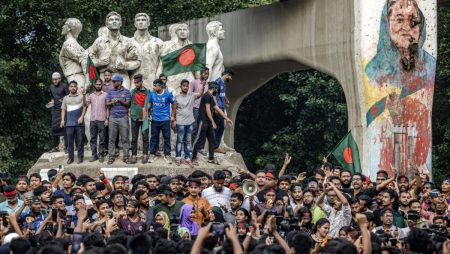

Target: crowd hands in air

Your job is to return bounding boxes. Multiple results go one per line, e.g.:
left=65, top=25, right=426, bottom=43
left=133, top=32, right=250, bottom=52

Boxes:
left=0, top=153, right=449, bottom=254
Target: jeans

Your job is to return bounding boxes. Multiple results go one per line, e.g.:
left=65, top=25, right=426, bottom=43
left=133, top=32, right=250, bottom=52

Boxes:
left=131, top=119, right=149, bottom=156
left=108, top=117, right=130, bottom=160
left=214, top=113, right=225, bottom=149
left=66, top=125, right=84, bottom=160
left=150, top=120, right=171, bottom=156
left=192, top=120, right=215, bottom=160
left=105, top=126, right=120, bottom=153
left=89, top=121, right=105, bottom=158
left=176, top=124, right=193, bottom=160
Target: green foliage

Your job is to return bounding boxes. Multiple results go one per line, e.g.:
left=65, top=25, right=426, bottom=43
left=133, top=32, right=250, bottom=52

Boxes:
left=0, top=0, right=273, bottom=178
left=235, top=71, right=347, bottom=174
left=431, top=7, right=450, bottom=186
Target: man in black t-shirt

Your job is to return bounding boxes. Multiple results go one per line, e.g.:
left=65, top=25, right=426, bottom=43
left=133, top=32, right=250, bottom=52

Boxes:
left=192, top=82, right=232, bottom=165
left=48, top=72, right=69, bottom=153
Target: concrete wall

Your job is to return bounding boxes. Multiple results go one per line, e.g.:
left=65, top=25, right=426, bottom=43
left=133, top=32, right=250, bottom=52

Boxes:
left=158, top=0, right=438, bottom=178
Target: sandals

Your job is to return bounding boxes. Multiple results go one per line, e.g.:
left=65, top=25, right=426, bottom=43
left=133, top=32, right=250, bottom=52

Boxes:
left=175, top=159, right=181, bottom=166
left=207, top=159, right=220, bottom=165
left=107, top=159, right=114, bottom=165
left=191, top=160, right=199, bottom=166
left=186, top=160, right=194, bottom=168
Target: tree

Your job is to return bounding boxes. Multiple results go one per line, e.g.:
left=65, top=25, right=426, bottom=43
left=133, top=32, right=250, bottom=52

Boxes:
left=0, top=0, right=273, bottom=178
left=235, top=71, right=347, bottom=174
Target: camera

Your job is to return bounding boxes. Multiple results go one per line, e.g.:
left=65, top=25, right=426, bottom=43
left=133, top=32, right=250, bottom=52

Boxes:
left=210, top=222, right=228, bottom=237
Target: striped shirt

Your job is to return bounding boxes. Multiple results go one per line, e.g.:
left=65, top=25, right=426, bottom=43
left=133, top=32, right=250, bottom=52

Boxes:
left=88, top=91, right=107, bottom=121
left=107, top=87, right=131, bottom=118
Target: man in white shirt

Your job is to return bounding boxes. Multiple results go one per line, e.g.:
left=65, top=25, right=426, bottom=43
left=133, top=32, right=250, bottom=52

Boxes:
left=201, top=170, right=232, bottom=212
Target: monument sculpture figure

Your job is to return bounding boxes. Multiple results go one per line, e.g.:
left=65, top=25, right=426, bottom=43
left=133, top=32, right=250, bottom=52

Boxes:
left=158, top=23, right=194, bottom=95
left=132, top=13, right=163, bottom=89
left=59, top=18, right=87, bottom=89
left=205, top=21, right=225, bottom=82
left=89, top=11, right=140, bottom=89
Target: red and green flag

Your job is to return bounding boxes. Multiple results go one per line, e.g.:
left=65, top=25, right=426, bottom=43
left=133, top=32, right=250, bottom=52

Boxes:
left=160, top=43, right=206, bottom=76
left=331, top=131, right=362, bottom=174
left=399, top=82, right=425, bottom=99
left=86, top=55, right=99, bottom=86
left=366, top=97, right=387, bottom=126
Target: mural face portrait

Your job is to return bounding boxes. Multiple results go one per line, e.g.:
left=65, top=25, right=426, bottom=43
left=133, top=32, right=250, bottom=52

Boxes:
left=388, top=0, right=421, bottom=50
left=363, top=0, right=436, bottom=177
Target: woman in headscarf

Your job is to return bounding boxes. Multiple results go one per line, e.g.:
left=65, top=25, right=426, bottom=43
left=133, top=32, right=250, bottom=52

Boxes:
left=154, top=211, right=171, bottom=238
left=178, top=227, right=191, bottom=240
left=180, top=204, right=199, bottom=236
left=207, top=206, right=225, bottom=224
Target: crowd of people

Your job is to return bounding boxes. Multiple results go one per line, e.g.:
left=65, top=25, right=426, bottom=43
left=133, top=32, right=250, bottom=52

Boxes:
left=0, top=155, right=449, bottom=254
left=48, top=67, right=233, bottom=166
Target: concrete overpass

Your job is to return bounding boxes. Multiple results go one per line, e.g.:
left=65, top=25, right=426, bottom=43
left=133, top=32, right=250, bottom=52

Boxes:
left=159, top=0, right=439, bottom=178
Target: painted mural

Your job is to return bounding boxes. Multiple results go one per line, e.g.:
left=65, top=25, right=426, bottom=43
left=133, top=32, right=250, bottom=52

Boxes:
left=362, top=0, right=436, bottom=178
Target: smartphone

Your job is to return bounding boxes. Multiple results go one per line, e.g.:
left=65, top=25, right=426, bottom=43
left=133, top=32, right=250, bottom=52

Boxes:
left=24, top=191, right=33, bottom=199
left=390, top=238, right=398, bottom=246
left=52, top=208, right=58, bottom=222
left=108, top=211, right=113, bottom=219
left=1, top=212, right=8, bottom=227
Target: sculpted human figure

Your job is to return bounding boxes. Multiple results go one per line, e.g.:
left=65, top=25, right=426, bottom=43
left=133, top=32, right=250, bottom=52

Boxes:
left=59, top=18, right=87, bottom=89
left=158, top=23, right=194, bottom=95
left=89, top=11, right=140, bottom=89
left=206, top=21, right=225, bottom=82
left=132, top=13, right=163, bottom=89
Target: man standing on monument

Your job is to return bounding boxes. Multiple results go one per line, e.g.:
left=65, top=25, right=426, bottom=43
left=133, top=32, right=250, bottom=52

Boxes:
left=106, top=75, right=131, bottom=165
left=205, top=21, right=225, bottom=82
left=173, top=79, right=206, bottom=167
left=61, top=81, right=87, bottom=164
left=189, top=68, right=209, bottom=152
left=87, top=79, right=108, bottom=163
left=89, top=11, right=140, bottom=89
left=214, top=69, right=234, bottom=154
left=158, top=23, right=194, bottom=95
left=59, top=18, right=86, bottom=89
left=130, top=74, right=149, bottom=164
left=132, top=13, right=163, bottom=89
left=49, top=72, right=68, bottom=153
left=147, top=79, right=176, bottom=164
left=192, top=82, right=232, bottom=165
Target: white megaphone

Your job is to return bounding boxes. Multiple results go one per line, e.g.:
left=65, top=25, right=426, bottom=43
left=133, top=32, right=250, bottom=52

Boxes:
left=243, top=180, right=258, bottom=196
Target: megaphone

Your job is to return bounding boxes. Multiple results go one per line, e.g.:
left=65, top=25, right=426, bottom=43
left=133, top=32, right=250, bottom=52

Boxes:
left=243, top=180, right=258, bottom=196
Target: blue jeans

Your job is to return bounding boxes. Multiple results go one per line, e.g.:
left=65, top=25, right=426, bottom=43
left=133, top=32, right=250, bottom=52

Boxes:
left=176, top=124, right=193, bottom=160
left=150, top=120, right=171, bottom=155
left=66, top=125, right=85, bottom=160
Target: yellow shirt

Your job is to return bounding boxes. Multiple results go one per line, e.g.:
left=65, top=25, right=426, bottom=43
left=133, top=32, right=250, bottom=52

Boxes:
left=182, top=196, right=211, bottom=225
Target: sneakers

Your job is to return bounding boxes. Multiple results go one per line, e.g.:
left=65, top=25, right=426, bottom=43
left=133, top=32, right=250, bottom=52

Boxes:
left=164, top=155, right=172, bottom=164
left=67, top=158, right=74, bottom=165
left=149, top=154, right=157, bottom=163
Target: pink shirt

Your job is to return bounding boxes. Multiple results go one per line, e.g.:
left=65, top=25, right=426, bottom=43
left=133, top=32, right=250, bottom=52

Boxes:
left=189, top=79, right=207, bottom=109
left=88, top=91, right=108, bottom=121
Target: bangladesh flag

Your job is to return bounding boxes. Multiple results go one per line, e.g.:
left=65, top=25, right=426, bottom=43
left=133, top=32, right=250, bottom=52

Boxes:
left=161, top=43, right=206, bottom=76
left=399, top=82, right=425, bottom=99
left=86, top=55, right=99, bottom=86
left=366, top=97, right=387, bottom=126
left=331, top=131, right=362, bottom=174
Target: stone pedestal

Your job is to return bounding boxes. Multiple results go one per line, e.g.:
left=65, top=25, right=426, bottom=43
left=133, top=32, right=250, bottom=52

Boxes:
left=27, top=149, right=247, bottom=179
